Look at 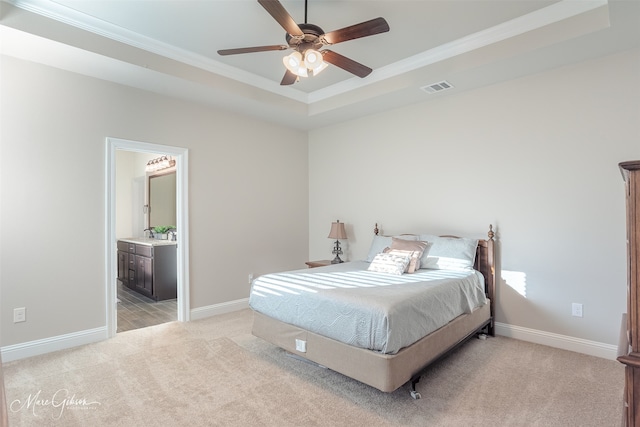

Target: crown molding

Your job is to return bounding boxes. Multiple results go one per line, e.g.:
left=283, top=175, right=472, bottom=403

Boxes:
left=6, top=0, right=608, bottom=106
left=7, top=0, right=309, bottom=103
left=309, top=0, right=608, bottom=102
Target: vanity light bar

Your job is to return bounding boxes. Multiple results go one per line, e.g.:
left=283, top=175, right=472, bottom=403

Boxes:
left=145, top=155, right=175, bottom=173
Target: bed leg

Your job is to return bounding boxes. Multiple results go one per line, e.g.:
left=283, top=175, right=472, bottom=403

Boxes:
left=410, top=376, right=422, bottom=400
left=480, top=321, right=495, bottom=337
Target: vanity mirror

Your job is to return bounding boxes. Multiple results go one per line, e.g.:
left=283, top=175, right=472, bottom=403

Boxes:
left=148, top=170, right=176, bottom=229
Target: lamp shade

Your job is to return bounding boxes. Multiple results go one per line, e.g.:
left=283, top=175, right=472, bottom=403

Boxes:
left=328, top=220, right=347, bottom=240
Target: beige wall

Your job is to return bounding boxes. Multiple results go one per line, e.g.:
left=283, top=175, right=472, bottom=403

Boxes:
left=0, top=56, right=308, bottom=347
left=2, top=45, right=638, bottom=355
left=116, top=151, right=168, bottom=239
left=309, top=48, right=640, bottom=346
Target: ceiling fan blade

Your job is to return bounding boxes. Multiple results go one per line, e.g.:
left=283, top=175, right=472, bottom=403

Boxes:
left=280, top=70, right=298, bottom=85
left=322, top=17, right=390, bottom=45
left=322, top=50, right=372, bottom=78
left=258, top=0, right=304, bottom=37
left=218, top=45, right=289, bottom=56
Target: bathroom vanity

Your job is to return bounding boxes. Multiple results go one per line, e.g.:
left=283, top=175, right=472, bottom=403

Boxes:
left=117, top=238, right=177, bottom=301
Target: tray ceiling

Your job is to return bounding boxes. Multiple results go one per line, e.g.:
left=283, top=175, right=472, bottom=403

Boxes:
left=1, top=0, right=639, bottom=129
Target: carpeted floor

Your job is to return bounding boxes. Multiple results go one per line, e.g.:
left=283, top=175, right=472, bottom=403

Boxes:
left=3, top=309, right=624, bottom=426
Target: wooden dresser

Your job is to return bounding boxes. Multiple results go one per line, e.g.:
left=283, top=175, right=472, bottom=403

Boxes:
left=618, top=160, right=640, bottom=427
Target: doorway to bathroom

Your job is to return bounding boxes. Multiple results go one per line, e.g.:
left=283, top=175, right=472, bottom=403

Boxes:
left=105, top=137, right=190, bottom=338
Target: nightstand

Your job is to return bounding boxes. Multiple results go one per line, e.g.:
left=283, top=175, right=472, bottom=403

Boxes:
left=305, top=260, right=331, bottom=268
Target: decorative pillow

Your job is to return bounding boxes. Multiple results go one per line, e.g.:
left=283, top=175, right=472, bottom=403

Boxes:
left=385, top=249, right=420, bottom=273
left=389, top=237, right=431, bottom=269
left=418, top=234, right=478, bottom=270
left=367, top=253, right=411, bottom=275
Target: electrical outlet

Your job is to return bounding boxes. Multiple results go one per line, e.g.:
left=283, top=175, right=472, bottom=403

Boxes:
left=14, top=307, right=26, bottom=323
left=248, top=273, right=253, bottom=284
left=572, top=303, right=583, bottom=318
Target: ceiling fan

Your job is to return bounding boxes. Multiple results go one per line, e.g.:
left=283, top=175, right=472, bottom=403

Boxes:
left=217, top=0, right=390, bottom=85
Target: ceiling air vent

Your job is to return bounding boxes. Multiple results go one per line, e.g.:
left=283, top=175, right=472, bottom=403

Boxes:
left=420, top=80, right=454, bottom=94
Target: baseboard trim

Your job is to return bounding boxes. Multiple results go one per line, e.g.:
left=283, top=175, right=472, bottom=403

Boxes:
left=0, top=314, right=617, bottom=362
left=0, top=299, right=250, bottom=362
left=495, top=322, right=618, bottom=360
left=190, top=298, right=249, bottom=321
left=0, top=327, right=108, bottom=362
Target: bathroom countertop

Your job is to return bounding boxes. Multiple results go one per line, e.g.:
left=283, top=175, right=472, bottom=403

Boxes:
left=118, top=237, right=177, bottom=246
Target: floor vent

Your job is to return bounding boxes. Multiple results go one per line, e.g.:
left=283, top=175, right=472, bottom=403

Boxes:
left=420, top=80, right=454, bottom=94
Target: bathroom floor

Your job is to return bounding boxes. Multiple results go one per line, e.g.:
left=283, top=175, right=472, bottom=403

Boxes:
left=117, top=282, right=177, bottom=333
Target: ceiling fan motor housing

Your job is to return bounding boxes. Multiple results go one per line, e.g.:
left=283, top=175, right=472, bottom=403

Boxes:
left=286, top=23, right=326, bottom=51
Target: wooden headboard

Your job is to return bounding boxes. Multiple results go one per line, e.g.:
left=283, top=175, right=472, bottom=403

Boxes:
left=373, top=224, right=496, bottom=334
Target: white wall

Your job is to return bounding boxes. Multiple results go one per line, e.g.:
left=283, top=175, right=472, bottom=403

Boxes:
left=0, top=56, right=308, bottom=348
left=115, top=151, right=162, bottom=239
left=309, top=48, right=640, bottom=348
left=2, top=46, right=637, bottom=358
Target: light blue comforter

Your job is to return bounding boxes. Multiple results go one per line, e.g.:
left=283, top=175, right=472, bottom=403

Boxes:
left=249, top=261, right=487, bottom=354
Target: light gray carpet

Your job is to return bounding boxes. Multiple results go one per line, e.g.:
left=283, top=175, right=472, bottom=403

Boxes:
left=3, top=309, right=624, bottom=426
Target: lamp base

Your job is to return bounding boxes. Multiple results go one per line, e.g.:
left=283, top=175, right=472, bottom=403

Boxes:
left=331, top=239, right=344, bottom=264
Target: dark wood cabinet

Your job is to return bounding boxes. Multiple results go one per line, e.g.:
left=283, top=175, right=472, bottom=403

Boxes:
left=117, top=239, right=177, bottom=301
left=135, top=254, right=153, bottom=295
left=618, top=160, right=640, bottom=427
left=117, top=250, right=128, bottom=282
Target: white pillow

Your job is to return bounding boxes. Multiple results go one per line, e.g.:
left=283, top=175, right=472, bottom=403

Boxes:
left=366, top=235, right=392, bottom=262
left=418, top=234, right=478, bottom=270
left=367, top=253, right=411, bottom=275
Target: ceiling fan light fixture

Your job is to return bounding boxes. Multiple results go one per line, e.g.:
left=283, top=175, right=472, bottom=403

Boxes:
left=304, top=49, right=328, bottom=76
left=304, top=49, right=323, bottom=69
left=283, top=51, right=302, bottom=69
left=283, top=51, right=308, bottom=77
left=310, top=60, right=328, bottom=76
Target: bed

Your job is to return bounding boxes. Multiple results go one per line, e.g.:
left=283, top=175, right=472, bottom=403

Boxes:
left=249, top=224, right=496, bottom=398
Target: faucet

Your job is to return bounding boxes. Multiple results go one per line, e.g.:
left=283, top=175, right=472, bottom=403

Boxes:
left=143, top=228, right=155, bottom=238
left=168, top=228, right=177, bottom=241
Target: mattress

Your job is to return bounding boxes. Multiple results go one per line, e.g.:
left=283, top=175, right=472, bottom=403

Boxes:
left=249, top=261, right=487, bottom=354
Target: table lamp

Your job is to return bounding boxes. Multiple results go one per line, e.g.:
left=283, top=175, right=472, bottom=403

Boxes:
left=328, top=220, right=347, bottom=263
